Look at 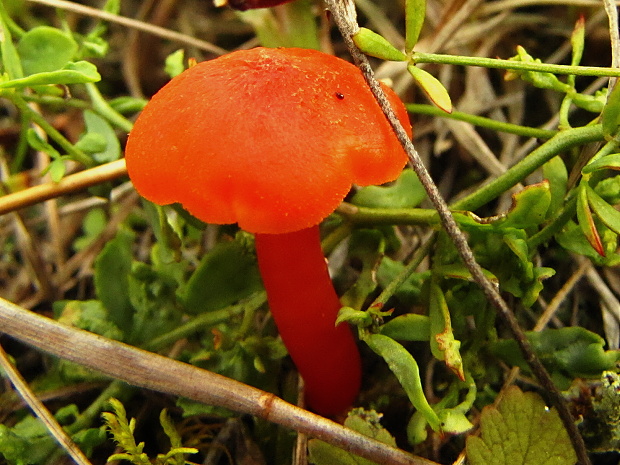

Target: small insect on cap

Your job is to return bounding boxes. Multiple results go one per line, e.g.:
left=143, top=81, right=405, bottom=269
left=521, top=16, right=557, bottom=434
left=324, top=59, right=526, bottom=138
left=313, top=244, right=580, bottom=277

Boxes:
left=125, top=47, right=412, bottom=234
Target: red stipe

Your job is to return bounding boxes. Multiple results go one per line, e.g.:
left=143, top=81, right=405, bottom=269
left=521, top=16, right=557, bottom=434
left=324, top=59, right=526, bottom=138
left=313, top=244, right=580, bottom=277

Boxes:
left=254, top=225, right=361, bottom=416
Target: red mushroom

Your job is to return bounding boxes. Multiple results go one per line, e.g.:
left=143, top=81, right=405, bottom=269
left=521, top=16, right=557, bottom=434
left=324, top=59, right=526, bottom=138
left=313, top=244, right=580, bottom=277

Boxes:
left=125, top=47, right=412, bottom=416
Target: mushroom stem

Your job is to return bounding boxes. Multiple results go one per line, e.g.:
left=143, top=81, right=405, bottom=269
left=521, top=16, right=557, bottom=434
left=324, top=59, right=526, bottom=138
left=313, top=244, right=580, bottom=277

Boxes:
left=254, top=225, right=361, bottom=416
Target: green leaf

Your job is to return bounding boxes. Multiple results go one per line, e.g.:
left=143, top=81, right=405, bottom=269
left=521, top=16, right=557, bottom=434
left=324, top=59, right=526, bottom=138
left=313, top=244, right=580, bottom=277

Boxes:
left=109, top=96, right=148, bottom=114
left=0, top=417, right=57, bottom=464
left=55, top=300, right=123, bottom=342
left=556, top=220, right=620, bottom=265
left=0, top=407, right=106, bottom=465
left=466, top=386, right=577, bottom=465
left=405, top=0, right=426, bottom=52
left=340, top=228, right=385, bottom=310
left=0, top=5, right=23, bottom=79
left=577, top=180, right=605, bottom=256
left=26, top=128, right=61, bottom=159
left=0, top=60, right=100, bottom=89
left=543, top=156, right=568, bottom=218
left=48, top=158, right=66, bottom=182
left=499, top=181, right=551, bottom=229
left=602, top=82, right=620, bottom=140
left=17, top=26, right=78, bottom=75
left=165, top=49, right=186, bottom=78
left=336, top=306, right=373, bottom=327
left=407, top=65, right=452, bottom=113
left=506, top=46, right=571, bottom=92
left=429, top=278, right=465, bottom=380
left=570, top=16, right=585, bottom=67
left=491, top=327, right=620, bottom=386
left=182, top=237, right=263, bottom=315
left=376, top=256, right=430, bottom=306
left=351, top=169, right=426, bottom=209
left=586, top=183, right=620, bottom=235
left=379, top=314, right=430, bottom=341
left=308, top=409, right=397, bottom=465
left=582, top=153, right=620, bottom=173
left=94, top=229, right=134, bottom=330
left=73, top=208, right=107, bottom=251
left=434, top=263, right=498, bottom=284
left=80, top=109, right=121, bottom=163
left=363, top=333, right=441, bottom=431
left=353, top=28, right=407, bottom=61
left=128, top=259, right=183, bottom=344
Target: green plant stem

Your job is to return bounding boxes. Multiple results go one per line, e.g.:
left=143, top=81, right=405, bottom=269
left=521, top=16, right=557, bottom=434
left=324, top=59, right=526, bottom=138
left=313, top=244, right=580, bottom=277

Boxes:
left=85, top=83, right=134, bottom=133
left=528, top=195, right=577, bottom=249
left=370, top=235, right=435, bottom=310
left=9, top=93, right=94, bottom=166
left=0, top=296, right=438, bottom=465
left=337, top=202, right=439, bottom=226
left=22, top=94, right=91, bottom=110
left=528, top=136, right=620, bottom=248
left=68, top=380, right=131, bottom=433
left=412, top=51, right=620, bottom=77
left=275, top=0, right=321, bottom=50
left=326, top=1, right=592, bottom=462
left=322, top=222, right=353, bottom=256
left=144, top=292, right=267, bottom=352
left=452, top=124, right=604, bottom=211
left=407, top=104, right=558, bottom=139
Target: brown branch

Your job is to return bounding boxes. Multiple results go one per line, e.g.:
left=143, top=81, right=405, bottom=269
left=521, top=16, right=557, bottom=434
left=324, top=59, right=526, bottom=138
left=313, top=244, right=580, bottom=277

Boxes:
left=322, top=1, right=591, bottom=464
left=0, top=297, right=439, bottom=465
left=0, top=344, right=93, bottom=465
left=0, top=159, right=128, bottom=215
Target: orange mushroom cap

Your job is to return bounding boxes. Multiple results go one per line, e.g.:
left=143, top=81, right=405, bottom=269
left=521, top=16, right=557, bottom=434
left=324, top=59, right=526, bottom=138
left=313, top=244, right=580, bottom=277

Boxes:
left=125, top=47, right=412, bottom=234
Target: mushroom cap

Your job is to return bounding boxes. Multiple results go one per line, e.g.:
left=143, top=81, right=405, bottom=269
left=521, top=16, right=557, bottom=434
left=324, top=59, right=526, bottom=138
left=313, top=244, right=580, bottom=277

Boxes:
left=125, top=47, right=412, bottom=234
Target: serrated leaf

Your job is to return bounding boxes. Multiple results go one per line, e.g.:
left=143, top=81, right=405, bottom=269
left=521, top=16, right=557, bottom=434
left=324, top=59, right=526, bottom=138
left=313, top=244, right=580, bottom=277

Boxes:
left=364, top=333, right=441, bottom=430
left=308, top=409, right=397, bottom=465
left=182, top=238, right=263, bottom=315
left=353, top=28, right=406, bottom=61
left=466, top=386, right=577, bottom=465
left=17, top=26, right=78, bottom=75
left=577, top=180, right=605, bottom=256
left=376, top=256, right=430, bottom=306
left=0, top=60, right=100, bottom=89
left=407, top=65, right=452, bottom=113
left=586, top=183, right=620, bottom=235
left=351, top=169, right=426, bottom=209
